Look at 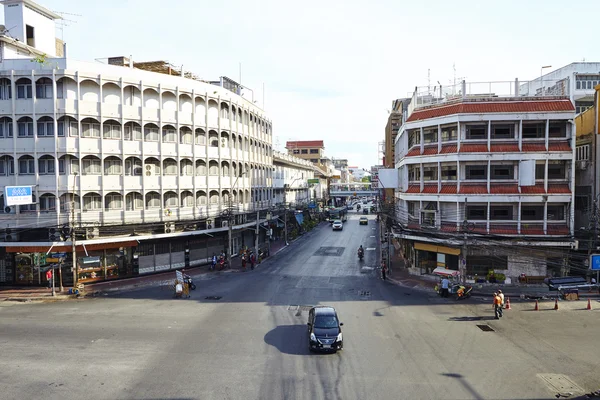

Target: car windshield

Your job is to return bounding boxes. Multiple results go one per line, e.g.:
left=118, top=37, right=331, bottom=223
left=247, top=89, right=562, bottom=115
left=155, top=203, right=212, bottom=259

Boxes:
left=334, top=220, right=342, bottom=224
left=314, top=315, right=338, bottom=329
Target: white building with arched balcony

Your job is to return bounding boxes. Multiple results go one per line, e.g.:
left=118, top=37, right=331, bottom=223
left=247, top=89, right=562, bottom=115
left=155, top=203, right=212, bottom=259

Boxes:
left=0, top=0, right=274, bottom=285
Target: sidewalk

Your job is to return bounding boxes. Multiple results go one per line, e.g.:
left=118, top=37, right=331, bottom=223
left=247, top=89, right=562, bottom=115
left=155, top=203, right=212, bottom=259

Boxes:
left=1, top=238, right=292, bottom=301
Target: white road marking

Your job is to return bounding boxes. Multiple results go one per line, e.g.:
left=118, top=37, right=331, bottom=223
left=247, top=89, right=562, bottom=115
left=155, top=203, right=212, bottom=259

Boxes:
left=366, top=248, right=376, bottom=251
left=370, top=235, right=375, bottom=238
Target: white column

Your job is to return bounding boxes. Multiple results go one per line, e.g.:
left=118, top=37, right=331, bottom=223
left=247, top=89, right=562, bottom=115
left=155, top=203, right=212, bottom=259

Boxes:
left=52, top=70, right=61, bottom=227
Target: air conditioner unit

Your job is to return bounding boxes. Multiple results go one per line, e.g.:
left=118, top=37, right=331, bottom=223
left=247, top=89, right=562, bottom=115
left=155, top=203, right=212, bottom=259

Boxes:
left=85, top=227, right=100, bottom=240
left=576, top=160, right=588, bottom=170
left=144, top=164, right=154, bottom=177
left=164, top=222, right=175, bottom=234
left=49, top=228, right=62, bottom=241
left=222, top=220, right=229, bottom=228
left=3, top=229, right=18, bottom=242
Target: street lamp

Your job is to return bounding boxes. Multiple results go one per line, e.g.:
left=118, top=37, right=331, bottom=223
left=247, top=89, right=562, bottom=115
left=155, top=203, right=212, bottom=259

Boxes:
left=540, top=65, right=552, bottom=96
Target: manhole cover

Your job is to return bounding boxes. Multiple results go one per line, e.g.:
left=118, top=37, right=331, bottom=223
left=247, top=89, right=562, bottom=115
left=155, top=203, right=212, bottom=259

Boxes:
left=314, top=247, right=345, bottom=257
left=359, top=290, right=371, bottom=297
left=537, top=374, right=584, bottom=394
left=476, top=324, right=494, bottom=332
left=205, top=296, right=222, bottom=300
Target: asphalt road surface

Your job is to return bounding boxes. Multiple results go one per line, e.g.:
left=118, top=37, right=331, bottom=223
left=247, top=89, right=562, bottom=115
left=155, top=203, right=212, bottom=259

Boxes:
left=1, top=209, right=599, bottom=400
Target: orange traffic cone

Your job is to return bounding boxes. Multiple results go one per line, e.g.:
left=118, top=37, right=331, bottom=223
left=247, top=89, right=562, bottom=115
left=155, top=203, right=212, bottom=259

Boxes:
left=534, top=300, right=539, bottom=311
left=587, top=298, right=592, bottom=310
left=505, top=297, right=511, bottom=310
left=554, top=298, right=559, bottom=310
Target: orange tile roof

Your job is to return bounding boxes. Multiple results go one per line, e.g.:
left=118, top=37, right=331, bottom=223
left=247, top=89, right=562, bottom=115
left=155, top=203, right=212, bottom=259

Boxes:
left=406, top=147, right=421, bottom=157
left=471, top=224, right=488, bottom=234
left=522, top=142, right=546, bottom=152
left=422, top=145, right=438, bottom=155
left=440, top=184, right=458, bottom=194
left=521, top=224, right=544, bottom=235
left=548, top=142, right=571, bottom=151
left=285, top=140, right=324, bottom=148
left=440, top=144, right=458, bottom=154
left=422, top=184, right=438, bottom=193
left=520, top=184, right=545, bottom=194
left=406, top=99, right=575, bottom=122
left=490, top=143, right=519, bottom=152
left=459, top=184, right=488, bottom=194
left=489, top=224, right=518, bottom=235
left=406, top=185, right=420, bottom=193
left=441, top=224, right=458, bottom=232
left=459, top=143, right=488, bottom=153
left=490, top=184, right=519, bottom=194
left=547, top=184, right=571, bottom=194
left=547, top=225, right=569, bottom=235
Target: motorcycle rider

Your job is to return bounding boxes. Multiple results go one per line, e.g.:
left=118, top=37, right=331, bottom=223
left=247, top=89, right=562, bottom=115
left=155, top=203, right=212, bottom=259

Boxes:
left=357, top=245, right=364, bottom=258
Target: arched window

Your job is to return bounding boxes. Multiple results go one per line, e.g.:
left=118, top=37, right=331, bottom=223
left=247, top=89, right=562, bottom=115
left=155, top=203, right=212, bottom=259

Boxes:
left=82, top=156, right=101, bottom=175
left=195, top=128, right=206, bottom=145
left=209, top=131, right=219, bottom=147
left=37, top=116, right=54, bottom=137
left=36, top=78, right=53, bottom=99
left=196, top=160, right=207, bottom=176
left=180, top=159, right=193, bottom=176
left=81, top=118, right=100, bottom=138
left=104, top=192, right=123, bottom=210
left=103, top=120, right=122, bottom=139
left=163, top=158, right=178, bottom=175
left=144, top=123, right=159, bottom=142
left=16, top=78, right=32, bottom=99
left=124, top=122, right=142, bottom=141
left=0, top=117, right=13, bottom=138
left=125, top=157, right=142, bottom=176
left=38, top=155, right=56, bottom=175
left=0, top=78, right=11, bottom=100
left=145, top=191, right=161, bottom=209
left=39, top=193, right=56, bottom=212
left=209, top=190, right=219, bottom=204
left=18, top=155, right=35, bottom=175
left=162, top=125, right=177, bottom=142
left=196, top=191, right=207, bottom=205
left=222, top=162, right=229, bottom=176
left=180, top=127, right=193, bottom=144
left=83, top=192, right=102, bottom=211
left=104, top=156, right=122, bottom=175
left=0, top=155, right=15, bottom=175
left=208, top=161, right=219, bottom=175
left=164, top=191, right=178, bottom=207
left=17, top=117, right=34, bottom=137
left=180, top=191, right=194, bottom=207
left=125, top=192, right=143, bottom=210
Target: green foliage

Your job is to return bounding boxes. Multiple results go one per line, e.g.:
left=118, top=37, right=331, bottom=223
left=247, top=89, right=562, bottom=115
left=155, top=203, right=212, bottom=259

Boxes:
left=30, top=53, right=49, bottom=66
left=361, top=176, right=371, bottom=182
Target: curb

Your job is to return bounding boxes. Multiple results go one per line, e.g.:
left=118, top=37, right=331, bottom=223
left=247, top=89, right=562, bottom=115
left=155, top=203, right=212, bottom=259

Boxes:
left=4, top=295, right=73, bottom=302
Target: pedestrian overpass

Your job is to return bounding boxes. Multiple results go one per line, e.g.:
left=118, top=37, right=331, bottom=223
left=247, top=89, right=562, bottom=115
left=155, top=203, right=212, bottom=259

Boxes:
left=330, top=183, right=379, bottom=197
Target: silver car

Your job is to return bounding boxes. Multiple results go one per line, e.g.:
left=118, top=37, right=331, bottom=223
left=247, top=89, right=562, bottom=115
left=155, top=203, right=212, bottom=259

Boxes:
left=332, top=220, right=343, bottom=231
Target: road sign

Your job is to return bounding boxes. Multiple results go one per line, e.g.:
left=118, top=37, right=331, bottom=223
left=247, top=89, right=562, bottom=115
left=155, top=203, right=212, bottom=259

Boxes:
left=4, top=186, right=33, bottom=206
left=590, top=254, right=600, bottom=271
left=307, top=178, right=319, bottom=184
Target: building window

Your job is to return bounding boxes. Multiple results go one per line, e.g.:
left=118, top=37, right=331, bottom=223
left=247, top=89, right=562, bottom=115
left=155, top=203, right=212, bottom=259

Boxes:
left=18, top=158, right=35, bottom=174
left=38, top=157, right=56, bottom=174
left=103, top=123, right=122, bottom=139
left=83, top=194, right=102, bottom=211
left=301, top=149, right=308, bottom=154
left=309, top=149, right=318, bottom=154
left=125, top=159, right=142, bottom=176
left=491, top=165, right=514, bottom=180
left=105, top=194, right=123, bottom=210
left=35, top=78, right=53, bottom=99
left=19, top=194, right=36, bottom=212
left=548, top=122, right=566, bottom=138
left=146, top=193, right=161, bottom=208
left=37, top=119, right=54, bottom=137
left=576, top=145, right=590, bottom=161
left=82, top=158, right=101, bottom=175
left=490, top=206, right=513, bottom=220
left=441, top=166, right=457, bottom=180
left=465, top=165, right=487, bottom=180
left=408, top=166, right=420, bottom=181
left=17, top=82, right=32, bottom=99
left=292, top=149, right=300, bottom=154
left=39, top=195, right=56, bottom=212
left=522, top=123, right=544, bottom=139
left=144, top=127, right=159, bottom=142
left=491, top=124, right=513, bottom=139
left=423, top=129, right=437, bottom=143
left=0, top=79, right=11, bottom=100
left=81, top=121, right=100, bottom=138
left=521, top=205, right=543, bottom=220
left=0, top=119, right=13, bottom=138
left=466, top=125, right=487, bottom=140
left=17, top=119, right=34, bottom=137
left=162, top=128, right=177, bottom=143
left=69, top=122, right=79, bottom=137
left=408, top=130, right=421, bottom=147
left=466, top=206, right=486, bottom=220
left=547, top=205, right=565, bottom=220
left=423, top=167, right=437, bottom=181
left=163, top=160, right=178, bottom=175
left=124, top=124, right=142, bottom=141
left=441, top=126, right=457, bottom=141
left=310, top=158, right=318, bottom=162
left=548, top=163, right=565, bottom=179
left=104, top=158, right=122, bottom=175
left=0, top=157, right=15, bottom=175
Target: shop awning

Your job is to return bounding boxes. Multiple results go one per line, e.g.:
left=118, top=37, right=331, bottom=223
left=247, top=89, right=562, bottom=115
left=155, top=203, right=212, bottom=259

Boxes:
left=414, top=242, right=461, bottom=256
left=4, top=240, right=139, bottom=253
left=433, top=267, right=460, bottom=277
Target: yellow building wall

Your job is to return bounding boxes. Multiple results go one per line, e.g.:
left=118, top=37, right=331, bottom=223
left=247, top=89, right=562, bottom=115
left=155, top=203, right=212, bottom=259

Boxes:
left=575, top=106, right=596, bottom=137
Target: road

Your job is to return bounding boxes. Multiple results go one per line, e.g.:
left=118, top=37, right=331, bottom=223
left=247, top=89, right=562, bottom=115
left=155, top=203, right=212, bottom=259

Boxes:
left=1, top=207, right=599, bottom=400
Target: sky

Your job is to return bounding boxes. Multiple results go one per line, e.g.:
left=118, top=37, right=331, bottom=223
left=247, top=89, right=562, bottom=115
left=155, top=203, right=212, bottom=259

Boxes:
left=3, top=0, right=598, bottom=169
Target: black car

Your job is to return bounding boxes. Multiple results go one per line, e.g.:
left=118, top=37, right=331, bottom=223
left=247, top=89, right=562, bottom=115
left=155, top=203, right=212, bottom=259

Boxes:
left=307, top=306, right=343, bottom=352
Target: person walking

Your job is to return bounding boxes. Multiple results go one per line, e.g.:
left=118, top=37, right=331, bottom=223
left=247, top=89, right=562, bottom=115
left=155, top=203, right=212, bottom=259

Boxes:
left=250, top=252, right=256, bottom=270
left=441, top=277, right=450, bottom=298
left=493, top=292, right=503, bottom=319
left=211, top=254, right=217, bottom=271
left=381, top=262, right=387, bottom=280
left=46, top=268, right=53, bottom=289
left=498, top=289, right=505, bottom=307
left=241, top=253, right=247, bottom=271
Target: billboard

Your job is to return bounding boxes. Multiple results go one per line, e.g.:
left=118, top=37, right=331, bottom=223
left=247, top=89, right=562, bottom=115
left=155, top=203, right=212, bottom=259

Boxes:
left=590, top=254, right=600, bottom=271
left=4, top=186, right=33, bottom=206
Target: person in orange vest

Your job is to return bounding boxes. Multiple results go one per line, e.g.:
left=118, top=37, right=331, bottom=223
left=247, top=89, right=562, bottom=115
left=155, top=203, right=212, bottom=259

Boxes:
left=493, top=292, right=503, bottom=319
left=46, top=268, right=53, bottom=289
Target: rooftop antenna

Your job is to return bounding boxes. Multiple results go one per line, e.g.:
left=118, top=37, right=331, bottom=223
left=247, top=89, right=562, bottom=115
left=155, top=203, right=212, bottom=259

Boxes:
left=53, top=11, right=81, bottom=41
left=427, top=68, right=431, bottom=94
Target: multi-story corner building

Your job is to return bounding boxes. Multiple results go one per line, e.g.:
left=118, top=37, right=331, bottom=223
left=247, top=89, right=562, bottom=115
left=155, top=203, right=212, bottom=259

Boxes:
left=523, top=62, right=600, bottom=114
left=272, top=151, right=315, bottom=206
left=0, top=0, right=274, bottom=285
left=383, top=99, right=410, bottom=202
left=286, top=140, right=325, bottom=164
left=395, top=80, right=576, bottom=279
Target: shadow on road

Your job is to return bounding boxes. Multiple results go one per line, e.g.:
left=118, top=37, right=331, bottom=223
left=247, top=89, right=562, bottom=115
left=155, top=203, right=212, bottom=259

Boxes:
left=441, top=372, right=484, bottom=400
left=263, top=324, right=312, bottom=355
left=448, top=316, right=496, bottom=322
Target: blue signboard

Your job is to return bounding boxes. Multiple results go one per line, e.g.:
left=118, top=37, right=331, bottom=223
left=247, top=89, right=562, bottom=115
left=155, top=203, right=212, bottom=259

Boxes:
left=4, top=186, right=33, bottom=206
left=590, top=254, right=600, bottom=271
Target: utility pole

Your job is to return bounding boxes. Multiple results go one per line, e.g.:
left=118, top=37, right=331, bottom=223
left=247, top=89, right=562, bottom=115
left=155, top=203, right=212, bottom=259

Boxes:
left=284, top=205, right=288, bottom=245
left=462, top=197, right=468, bottom=283
left=71, top=172, right=78, bottom=288
left=255, top=210, right=260, bottom=254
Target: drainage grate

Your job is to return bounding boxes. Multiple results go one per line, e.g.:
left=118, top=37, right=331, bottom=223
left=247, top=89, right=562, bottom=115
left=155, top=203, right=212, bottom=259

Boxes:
left=359, top=290, right=371, bottom=297
left=476, top=324, right=494, bottom=332
left=205, top=296, right=222, bottom=300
